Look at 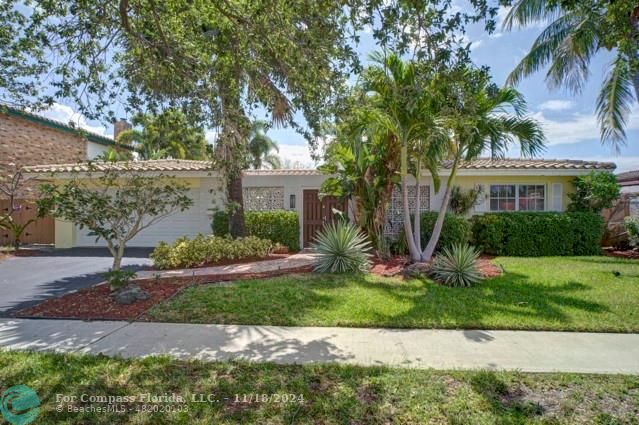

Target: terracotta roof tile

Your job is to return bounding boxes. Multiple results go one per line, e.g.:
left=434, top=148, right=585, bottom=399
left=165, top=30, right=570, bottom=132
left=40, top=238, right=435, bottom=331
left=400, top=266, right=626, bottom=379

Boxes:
left=24, top=158, right=616, bottom=175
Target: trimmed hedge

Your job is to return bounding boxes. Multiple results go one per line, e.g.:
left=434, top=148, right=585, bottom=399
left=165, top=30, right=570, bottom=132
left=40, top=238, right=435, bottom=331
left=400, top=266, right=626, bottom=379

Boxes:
left=150, top=235, right=273, bottom=269
left=420, top=212, right=472, bottom=252
left=471, top=212, right=604, bottom=256
left=211, top=210, right=300, bottom=252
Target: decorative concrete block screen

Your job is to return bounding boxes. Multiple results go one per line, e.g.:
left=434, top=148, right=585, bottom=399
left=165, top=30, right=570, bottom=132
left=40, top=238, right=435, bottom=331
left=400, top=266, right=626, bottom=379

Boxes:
left=243, top=187, right=285, bottom=211
left=630, top=195, right=639, bottom=216
left=384, top=185, right=430, bottom=237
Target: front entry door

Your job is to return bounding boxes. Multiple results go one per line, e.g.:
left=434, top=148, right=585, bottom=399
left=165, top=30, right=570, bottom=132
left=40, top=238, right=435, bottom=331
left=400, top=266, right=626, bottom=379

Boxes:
left=302, top=190, right=347, bottom=247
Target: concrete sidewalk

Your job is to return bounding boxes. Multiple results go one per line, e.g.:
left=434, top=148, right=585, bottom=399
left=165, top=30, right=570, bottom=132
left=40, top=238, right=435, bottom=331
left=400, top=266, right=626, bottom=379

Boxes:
left=2, top=319, right=639, bottom=374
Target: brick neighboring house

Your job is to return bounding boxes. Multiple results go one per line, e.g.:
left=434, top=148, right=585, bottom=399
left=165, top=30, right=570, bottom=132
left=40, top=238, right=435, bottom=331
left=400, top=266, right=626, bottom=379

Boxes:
left=1, top=102, right=132, bottom=245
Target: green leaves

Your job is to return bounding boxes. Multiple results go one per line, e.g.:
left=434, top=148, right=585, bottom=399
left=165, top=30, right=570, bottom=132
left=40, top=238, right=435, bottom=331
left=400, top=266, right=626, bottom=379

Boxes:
left=431, top=243, right=483, bottom=287
left=312, top=221, right=372, bottom=274
left=597, top=54, right=634, bottom=150
left=504, top=0, right=639, bottom=148
left=567, top=170, right=621, bottom=213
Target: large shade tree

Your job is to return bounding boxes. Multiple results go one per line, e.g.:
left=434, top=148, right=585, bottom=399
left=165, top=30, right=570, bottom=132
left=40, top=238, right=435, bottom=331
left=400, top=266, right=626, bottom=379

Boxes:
left=503, top=0, right=639, bottom=149
left=0, top=0, right=367, bottom=237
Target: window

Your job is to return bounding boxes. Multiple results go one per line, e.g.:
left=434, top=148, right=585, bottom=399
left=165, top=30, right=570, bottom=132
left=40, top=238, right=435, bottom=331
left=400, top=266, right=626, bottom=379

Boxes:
left=489, top=184, right=545, bottom=212
left=518, top=185, right=545, bottom=211
left=490, top=185, right=516, bottom=211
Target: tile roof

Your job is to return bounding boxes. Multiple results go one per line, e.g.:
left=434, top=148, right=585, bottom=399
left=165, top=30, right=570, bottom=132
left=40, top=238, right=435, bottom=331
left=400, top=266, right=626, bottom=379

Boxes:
left=0, top=101, right=130, bottom=148
left=617, top=170, right=639, bottom=183
left=24, top=158, right=616, bottom=175
left=445, top=158, right=616, bottom=170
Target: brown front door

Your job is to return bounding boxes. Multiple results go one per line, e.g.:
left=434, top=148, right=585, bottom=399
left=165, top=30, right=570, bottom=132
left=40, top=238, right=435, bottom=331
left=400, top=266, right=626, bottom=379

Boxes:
left=302, top=190, right=347, bottom=247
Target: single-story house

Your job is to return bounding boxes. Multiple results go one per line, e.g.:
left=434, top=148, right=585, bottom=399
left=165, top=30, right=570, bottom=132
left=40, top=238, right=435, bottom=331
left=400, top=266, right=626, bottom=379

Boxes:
left=24, top=158, right=616, bottom=249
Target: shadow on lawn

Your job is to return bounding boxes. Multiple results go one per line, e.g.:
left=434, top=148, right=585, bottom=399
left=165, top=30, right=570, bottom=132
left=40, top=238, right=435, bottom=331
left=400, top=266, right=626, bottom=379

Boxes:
left=347, top=271, right=609, bottom=331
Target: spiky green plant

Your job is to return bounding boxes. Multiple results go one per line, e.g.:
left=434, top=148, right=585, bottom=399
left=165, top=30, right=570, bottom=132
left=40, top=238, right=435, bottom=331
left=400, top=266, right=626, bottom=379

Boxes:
left=311, top=221, right=372, bottom=273
left=430, top=243, right=483, bottom=287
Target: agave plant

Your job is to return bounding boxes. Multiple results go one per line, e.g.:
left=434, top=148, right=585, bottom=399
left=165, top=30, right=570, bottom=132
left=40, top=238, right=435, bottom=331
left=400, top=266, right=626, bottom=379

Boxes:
left=311, top=221, right=372, bottom=273
left=430, top=244, right=483, bottom=287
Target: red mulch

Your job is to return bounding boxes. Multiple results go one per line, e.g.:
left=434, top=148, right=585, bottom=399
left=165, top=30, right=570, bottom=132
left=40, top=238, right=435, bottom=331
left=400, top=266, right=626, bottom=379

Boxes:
left=369, top=254, right=502, bottom=278
left=370, top=256, right=408, bottom=276
left=15, top=264, right=313, bottom=321
left=0, top=249, right=44, bottom=258
left=16, top=281, right=187, bottom=321
left=604, top=248, right=639, bottom=260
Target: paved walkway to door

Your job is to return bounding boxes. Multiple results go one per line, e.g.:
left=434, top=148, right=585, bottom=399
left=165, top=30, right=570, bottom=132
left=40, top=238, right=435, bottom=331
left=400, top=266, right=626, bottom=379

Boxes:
left=1, top=319, right=638, bottom=374
left=133, top=252, right=317, bottom=281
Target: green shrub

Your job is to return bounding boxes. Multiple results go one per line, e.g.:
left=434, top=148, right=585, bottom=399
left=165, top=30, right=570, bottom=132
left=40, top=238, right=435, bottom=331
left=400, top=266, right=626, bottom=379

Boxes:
left=312, top=221, right=372, bottom=273
left=245, top=210, right=300, bottom=252
left=625, top=215, right=639, bottom=247
left=420, top=212, right=471, bottom=252
left=211, top=210, right=300, bottom=251
left=150, top=234, right=273, bottom=269
left=430, top=243, right=483, bottom=287
left=211, top=211, right=230, bottom=236
left=471, top=212, right=604, bottom=256
left=102, top=269, right=136, bottom=290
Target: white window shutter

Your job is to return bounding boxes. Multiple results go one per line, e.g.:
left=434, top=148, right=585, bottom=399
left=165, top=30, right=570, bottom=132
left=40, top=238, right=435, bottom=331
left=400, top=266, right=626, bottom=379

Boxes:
left=551, top=183, right=563, bottom=211
left=475, top=184, right=488, bottom=212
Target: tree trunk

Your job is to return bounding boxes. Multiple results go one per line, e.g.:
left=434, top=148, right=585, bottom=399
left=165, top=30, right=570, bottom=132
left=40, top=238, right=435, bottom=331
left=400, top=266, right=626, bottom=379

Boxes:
left=413, top=162, right=422, bottom=253
left=228, top=172, right=245, bottom=237
left=400, top=145, right=420, bottom=262
left=112, top=249, right=123, bottom=271
left=421, top=157, right=460, bottom=261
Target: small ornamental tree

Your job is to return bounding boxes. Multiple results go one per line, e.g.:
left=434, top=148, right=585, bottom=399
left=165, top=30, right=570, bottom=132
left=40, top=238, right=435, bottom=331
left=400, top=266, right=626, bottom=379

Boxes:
left=0, top=166, right=36, bottom=250
left=568, top=171, right=621, bottom=213
left=37, top=163, right=193, bottom=288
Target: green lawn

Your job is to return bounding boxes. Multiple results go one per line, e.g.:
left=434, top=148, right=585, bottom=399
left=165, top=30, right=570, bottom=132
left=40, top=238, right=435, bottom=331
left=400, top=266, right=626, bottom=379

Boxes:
left=148, top=256, right=639, bottom=332
left=1, top=350, right=638, bottom=424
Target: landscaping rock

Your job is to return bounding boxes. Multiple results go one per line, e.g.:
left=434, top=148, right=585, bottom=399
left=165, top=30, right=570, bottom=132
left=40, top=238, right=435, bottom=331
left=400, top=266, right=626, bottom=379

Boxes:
left=402, top=262, right=431, bottom=278
left=113, top=284, right=150, bottom=305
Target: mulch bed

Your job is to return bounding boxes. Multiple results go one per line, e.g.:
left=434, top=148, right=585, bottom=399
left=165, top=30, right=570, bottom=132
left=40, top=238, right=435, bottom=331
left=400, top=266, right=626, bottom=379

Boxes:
left=369, top=255, right=503, bottom=279
left=0, top=249, right=44, bottom=258
left=15, top=264, right=313, bottom=321
left=603, top=248, right=639, bottom=260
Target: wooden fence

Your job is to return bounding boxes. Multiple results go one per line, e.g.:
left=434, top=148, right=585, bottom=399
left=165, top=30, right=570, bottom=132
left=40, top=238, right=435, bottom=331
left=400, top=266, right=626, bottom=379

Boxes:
left=0, top=199, right=54, bottom=246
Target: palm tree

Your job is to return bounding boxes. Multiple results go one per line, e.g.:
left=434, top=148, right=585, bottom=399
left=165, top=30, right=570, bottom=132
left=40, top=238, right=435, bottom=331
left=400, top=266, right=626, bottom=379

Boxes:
left=503, top=0, right=638, bottom=149
left=359, top=52, right=446, bottom=262
left=247, top=121, right=281, bottom=169
left=421, top=68, right=546, bottom=261
left=116, top=109, right=208, bottom=160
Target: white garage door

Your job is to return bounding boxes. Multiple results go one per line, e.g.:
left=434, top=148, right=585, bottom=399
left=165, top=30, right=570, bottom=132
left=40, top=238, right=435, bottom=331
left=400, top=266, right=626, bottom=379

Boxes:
left=75, top=187, right=214, bottom=247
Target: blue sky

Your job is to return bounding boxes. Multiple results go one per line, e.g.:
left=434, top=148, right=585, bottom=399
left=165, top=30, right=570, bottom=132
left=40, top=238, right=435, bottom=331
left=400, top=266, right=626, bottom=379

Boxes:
left=34, top=6, right=639, bottom=172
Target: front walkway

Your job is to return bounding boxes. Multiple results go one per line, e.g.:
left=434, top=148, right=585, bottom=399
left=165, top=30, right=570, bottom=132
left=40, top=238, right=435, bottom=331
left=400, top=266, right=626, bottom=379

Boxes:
left=134, top=252, right=317, bottom=280
left=1, top=318, right=638, bottom=374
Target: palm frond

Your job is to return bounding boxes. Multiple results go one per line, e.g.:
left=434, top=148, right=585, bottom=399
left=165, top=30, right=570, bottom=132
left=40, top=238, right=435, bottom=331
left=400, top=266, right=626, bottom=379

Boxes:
left=506, top=13, right=576, bottom=86
left=503, top=0, right=561, bottom=31
left=596, top=54, right=633, bottom=150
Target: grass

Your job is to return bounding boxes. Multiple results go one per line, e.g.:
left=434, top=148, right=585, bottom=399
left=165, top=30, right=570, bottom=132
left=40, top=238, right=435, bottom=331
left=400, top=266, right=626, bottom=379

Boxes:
left=148, top=256, right=639, bottom=332
left=1, top=350, right=638, bottom=424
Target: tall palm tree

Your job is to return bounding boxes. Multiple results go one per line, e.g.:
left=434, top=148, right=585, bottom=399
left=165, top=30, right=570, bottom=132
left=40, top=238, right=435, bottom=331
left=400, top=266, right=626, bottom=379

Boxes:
left=503, top=0, right=638, bottom=149
left=247, top=121, right=281, bottom=169
left=360, top=52, right=446, bottom=262
left=421, top=68, right=546, bottom=261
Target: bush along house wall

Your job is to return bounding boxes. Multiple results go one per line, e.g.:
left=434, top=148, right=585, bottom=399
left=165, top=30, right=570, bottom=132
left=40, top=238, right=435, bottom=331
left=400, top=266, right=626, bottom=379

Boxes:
left=212, top=210, right=300, bottom=252
left=420, top=212, right=472, bottom=252
left=471, top=212, right=604, bottom=256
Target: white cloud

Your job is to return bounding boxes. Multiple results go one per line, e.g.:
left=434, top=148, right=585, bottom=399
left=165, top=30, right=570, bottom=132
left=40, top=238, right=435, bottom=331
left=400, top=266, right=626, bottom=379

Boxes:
left=35, top=103, right=110, bottom=137
left=278, top=143, right=316, bottom=168
left=538, top=100, right=576, bottom=111
left=531, top=108, right=639, bottom=146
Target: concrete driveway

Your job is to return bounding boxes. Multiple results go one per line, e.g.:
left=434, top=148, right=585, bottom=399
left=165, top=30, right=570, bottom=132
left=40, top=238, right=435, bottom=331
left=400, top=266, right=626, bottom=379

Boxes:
left=0, top=248, right=153, bottom=315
